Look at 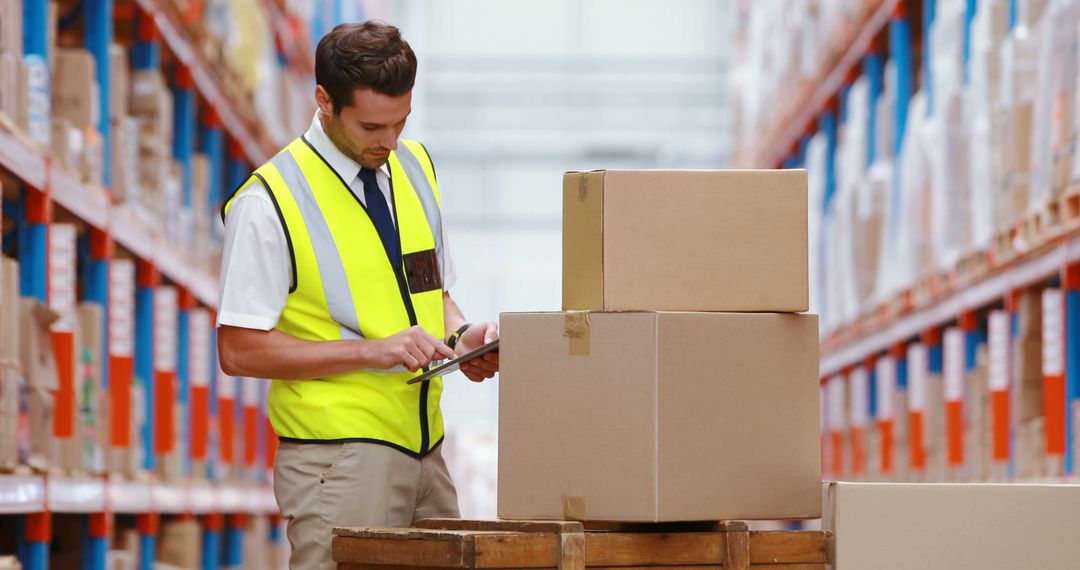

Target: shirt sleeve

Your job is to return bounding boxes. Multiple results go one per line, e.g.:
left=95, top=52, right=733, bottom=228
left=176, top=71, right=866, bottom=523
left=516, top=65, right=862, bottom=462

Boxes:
left=217, top=186, right=291, bottom=330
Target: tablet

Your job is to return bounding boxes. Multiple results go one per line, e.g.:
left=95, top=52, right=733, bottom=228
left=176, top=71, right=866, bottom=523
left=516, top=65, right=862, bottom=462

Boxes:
left=406, top=339, right=500, bottom=384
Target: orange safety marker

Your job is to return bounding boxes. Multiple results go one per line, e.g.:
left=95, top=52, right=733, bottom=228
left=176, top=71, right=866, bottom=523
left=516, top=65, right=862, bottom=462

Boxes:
left=827, top=374, right=846, bottom=478
left=189, top=309, right=212, bottom=464
left=153, top=287, right=179, bottom=456
left=875, top=355, right=897, bottom=474
left=218, top=371, right=235, bottom=467
left=49, top=224, right=78, bottom=441
left=988, top=310, right=1011, bottom=463
left=242, top=378, right=258, bottom=468
left=907, top=343, right=928, bottom=472
left=1043, top=288, right=1067, bottom=457
left=943, top=327, right=965, bottom=468
left=109, top=259, right=137, bottom=449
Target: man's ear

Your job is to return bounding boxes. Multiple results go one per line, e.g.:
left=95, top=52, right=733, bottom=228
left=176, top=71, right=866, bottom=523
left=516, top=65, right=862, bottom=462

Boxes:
left=315, top=85, right=334, bottom=115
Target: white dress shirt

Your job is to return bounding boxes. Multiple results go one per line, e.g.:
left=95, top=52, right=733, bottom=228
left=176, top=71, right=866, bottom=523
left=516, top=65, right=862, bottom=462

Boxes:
left=217, top=112, right=457, bottom=330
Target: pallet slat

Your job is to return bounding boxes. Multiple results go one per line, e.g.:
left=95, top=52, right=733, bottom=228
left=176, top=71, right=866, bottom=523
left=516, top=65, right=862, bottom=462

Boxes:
left=333, top=519, right=831, bottom=569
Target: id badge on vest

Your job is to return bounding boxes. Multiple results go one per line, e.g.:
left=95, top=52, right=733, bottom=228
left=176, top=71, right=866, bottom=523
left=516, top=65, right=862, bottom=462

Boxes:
left=403, top=249, right=442, bottom=293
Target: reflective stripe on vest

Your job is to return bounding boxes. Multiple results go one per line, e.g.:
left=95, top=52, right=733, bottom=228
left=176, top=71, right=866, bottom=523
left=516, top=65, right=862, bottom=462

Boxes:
left=223, top=137, right=446, bottom=456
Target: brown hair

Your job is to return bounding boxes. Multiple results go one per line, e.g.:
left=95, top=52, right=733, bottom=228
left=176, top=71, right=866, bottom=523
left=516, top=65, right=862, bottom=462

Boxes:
left=315, top=21, right=417, bottom=113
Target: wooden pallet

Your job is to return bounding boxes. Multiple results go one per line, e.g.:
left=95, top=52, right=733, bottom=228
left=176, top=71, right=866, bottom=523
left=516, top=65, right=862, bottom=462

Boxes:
left=332, top=518, right=832, bottom=569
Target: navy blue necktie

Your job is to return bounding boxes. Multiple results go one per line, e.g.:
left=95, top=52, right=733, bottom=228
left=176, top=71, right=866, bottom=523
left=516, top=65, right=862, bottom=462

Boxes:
left=358, top=168, right=401, bottom=268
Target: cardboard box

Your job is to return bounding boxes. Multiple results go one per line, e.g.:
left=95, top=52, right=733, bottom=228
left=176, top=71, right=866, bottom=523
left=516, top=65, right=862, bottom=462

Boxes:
left=498, top=311, right=821, bottom=521
left=0, top=52, right=18, bottom=122
left=2, top=256, right=21, bottom=365
left=0, top=366, right=16, bottom=469
left=50, top=118, right=84, bottom=174
left=78, top=303, right=105, bottom=473
left=160, top=519, right=201, bottom=569
left=562, top=169, right=808, bottom=312
left=111, top=116, right=140, bottom=204
left=51, top=48, right=98, bottom=130
left=108, top=43, right=128, bottom=122
left=824, top=482, right=1080, bottom=569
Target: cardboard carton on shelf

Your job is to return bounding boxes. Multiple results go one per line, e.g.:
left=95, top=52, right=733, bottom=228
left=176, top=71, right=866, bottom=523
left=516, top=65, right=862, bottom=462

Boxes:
left=562, top=169, right=808, bottom=313
left=824, top=481, right=1080, bottom=569
left=78, top=302, right=106, bottom=474
left=49, top=117, right=84, bottom=174
left=108, top=43, right=129, bottom=123
left=0, top=0, right=24, bottom=56
left=110, top=116, right=140, bottom=205
left=498, top=311, right=821, bottom=522
left=160, top=518, right=201, bottom=569
left=20, top=297, right=60, bottom=470
left=51, top=48, right=98, bottom=130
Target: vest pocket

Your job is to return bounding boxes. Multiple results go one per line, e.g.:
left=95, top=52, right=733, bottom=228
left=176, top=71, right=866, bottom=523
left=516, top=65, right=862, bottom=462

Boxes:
left=403, top=249, right=442, bottom=293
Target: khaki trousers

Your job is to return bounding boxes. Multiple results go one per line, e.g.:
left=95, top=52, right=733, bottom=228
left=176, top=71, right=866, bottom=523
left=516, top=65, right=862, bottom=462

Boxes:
left=274, top=441, right=460, bottom=570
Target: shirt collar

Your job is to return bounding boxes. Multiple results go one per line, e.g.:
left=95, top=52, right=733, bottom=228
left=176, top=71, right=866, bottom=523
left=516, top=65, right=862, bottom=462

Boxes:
left=304, top=111, right=391, bottom=182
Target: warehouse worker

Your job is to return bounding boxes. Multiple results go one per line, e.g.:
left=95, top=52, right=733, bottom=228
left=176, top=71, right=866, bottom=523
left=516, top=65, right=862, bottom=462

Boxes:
left=215, top=21, right=499, bottom=570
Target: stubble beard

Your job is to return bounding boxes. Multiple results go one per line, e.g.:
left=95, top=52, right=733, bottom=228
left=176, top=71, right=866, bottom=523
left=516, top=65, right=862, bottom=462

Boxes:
left=323, top=114, right=388, bottom=170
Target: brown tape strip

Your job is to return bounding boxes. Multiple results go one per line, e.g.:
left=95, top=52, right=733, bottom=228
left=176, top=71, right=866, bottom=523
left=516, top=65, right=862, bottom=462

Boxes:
left=562, top=495, right=587, bottom=521
left=563, top=311, right=590, bottom=356
left=576, top=172, right=588, bottom=202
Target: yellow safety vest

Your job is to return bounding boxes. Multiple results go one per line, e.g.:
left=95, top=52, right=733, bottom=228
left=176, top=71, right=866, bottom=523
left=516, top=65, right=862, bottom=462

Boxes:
left=223, top=136, right=447, bottom=457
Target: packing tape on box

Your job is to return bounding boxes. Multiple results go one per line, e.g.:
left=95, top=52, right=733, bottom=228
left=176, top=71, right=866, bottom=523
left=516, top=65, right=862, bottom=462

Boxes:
left=562, top=495, right=587, bottom=521
left=576, top=173, right=588, bottom=202
left=563, top=312, right=590, bottom=356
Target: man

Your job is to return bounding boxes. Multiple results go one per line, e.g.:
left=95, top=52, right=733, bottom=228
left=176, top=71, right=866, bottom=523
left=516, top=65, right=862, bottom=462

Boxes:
left=216, top=21, right=499, bottom=570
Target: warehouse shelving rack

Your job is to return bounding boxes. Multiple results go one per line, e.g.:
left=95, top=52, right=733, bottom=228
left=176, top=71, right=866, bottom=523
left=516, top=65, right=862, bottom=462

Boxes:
left=748, top=0, right=1080, bottom=485
left=0, top=1, right=310, bottom=569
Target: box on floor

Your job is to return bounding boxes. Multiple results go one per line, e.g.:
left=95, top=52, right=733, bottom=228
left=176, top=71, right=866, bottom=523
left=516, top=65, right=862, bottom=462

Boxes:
left=825, top=481, right=1080, bottom=569
left=499, top=311, right=821, bottom=522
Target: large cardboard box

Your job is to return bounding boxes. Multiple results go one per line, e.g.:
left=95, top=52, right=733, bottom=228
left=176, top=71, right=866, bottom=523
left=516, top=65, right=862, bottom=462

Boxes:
left=51, top=48, right=98, bottom=130
left=160, top=518, right=201, bottom=569
left=824, top=482, right=1080, bottom=569
left=562, top=170, right=808, bottom=312
left=498, top=311, right=821, bottom=522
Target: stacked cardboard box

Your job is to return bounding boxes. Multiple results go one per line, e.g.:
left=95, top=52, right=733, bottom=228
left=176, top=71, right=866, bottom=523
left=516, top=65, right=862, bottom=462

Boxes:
left=50, top=48, right=105, bottom=186
left=0, top=0, right=27, bottom=131
left=499, top=169, right=820, bottom=522
left=129, top=69, right=181, bottom=228
left=0, top=256, right=20, bottom=469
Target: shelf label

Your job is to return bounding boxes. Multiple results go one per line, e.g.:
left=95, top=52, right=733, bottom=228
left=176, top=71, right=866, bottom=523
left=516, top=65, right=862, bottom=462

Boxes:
left=850, top=367, right=869, bottom=427
left=908, top=343, right=928, bottom=412
left=875, top=356, right=896, bottom=420
left=154, top=287, right=178, bottom=372
left=108, top=259, right=136, bottom=358
left=1042, top=288, right=1065, bottom=377
left=944, top=327, right=965, bottom=402
left=988, top=310, right=1010, bottom=391
left=48, top=224, right=77, bottom=332
left=189, top=309, right=211, bottom=388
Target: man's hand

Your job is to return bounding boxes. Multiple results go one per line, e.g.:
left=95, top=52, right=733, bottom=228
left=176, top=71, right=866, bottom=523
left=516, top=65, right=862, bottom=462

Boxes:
left=365, top=326, right=455, bottom=372
left=456, top=321, right=500, bottom=382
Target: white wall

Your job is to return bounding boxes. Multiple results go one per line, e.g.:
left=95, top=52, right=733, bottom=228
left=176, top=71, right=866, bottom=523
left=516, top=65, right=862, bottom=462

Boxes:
left=382, top=0, right=733, bottom=518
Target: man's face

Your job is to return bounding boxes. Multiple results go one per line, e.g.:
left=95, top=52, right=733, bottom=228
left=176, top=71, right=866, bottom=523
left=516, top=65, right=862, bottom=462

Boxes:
left=317, top=86, right=412, bottom=169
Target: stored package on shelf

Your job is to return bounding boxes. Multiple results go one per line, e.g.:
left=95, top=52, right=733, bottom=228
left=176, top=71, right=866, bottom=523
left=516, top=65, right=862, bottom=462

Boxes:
left=20, top=297, right=60, bottom=470
left=51, top=48, right=98, bottom=130
left=78, top=302, right=106, bottom=474
left=0, top=256, right=17, bottom=469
